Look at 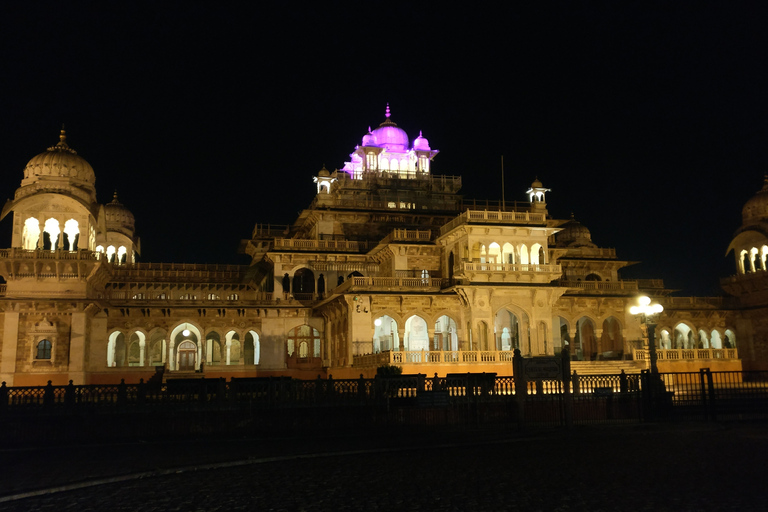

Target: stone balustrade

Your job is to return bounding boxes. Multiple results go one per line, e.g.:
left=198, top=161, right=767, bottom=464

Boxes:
left=354, top=349, right=518, bottom=366
left=633, top=348, right=739, bottom=361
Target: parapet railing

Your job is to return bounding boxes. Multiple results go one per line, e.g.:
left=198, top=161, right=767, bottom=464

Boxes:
left=440, top=209, right=547, bottom=236
left=333, top=276, right=448, bottom=294
left=633, top=348, right=739, bottom=361
left=463, top=262, right=561, bottom=273
left=0, top=248, right=99, bottom=260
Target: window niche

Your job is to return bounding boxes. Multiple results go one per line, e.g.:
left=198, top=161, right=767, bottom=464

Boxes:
left=30, top=318, right=58, bottom=364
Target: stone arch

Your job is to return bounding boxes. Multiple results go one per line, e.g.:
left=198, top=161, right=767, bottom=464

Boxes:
left=292, top=267, right=315, bottom=295
left=404, top=315, right=429, bottom=351
left=246, top=330, right=261, bottom=364
left=22, top=217, right=40, bottom=250
left=494, top=308, right=522, bottom=352
left=43, top=218, right=60, bottom=250
left=225, top=330, right=241, bottom=365
left=434, top=315, right=458, bottom=351
left=147, top=328, right=167, bottom=367
left=502, top=242, right=515, bottom=264
left=554, top=316, right=571, bottom=353
left=107, top=330, right=126, bottom=367
left=530, top=243, right=543, bottom=264
left=574, top=316, right=597, bottom=361
left=204, top=329, right=224, bottom=365
left=660, top=328, right=672, bottom=349
left=169, top=322, right=202, bottom=370
left=519, top=243, right=529, bottom=265
left=697, top=329, right=710, bottom=349
left=724, top=329, right=736, bottom=349
left=373, top=314, right=400, bottom=352
left=286, top=324, right=320, bottom=358
left=600, top=316, right=623, bottom=358
left=63, top=219, right=80, bottom=251
left=127, top=329, right=147, bottom=367
left=673, top=322, right=695, bottom=349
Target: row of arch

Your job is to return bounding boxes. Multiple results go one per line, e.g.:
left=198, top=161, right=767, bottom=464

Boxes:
left=106, top=324, right=322, bottom=370
left=739, top=246, right=768, bottom=274
left=659, top=325, right=735, bottom=350
left=95, top=245, right=128, bottom=264
left=22, top=217, right=81, bottom=251
left=474, top=242, right=547, bottom=265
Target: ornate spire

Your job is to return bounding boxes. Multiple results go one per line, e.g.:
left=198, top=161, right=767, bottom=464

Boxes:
left=385, top=103, right=391, bottom=118
left=48, top=125, right=77, bottom=154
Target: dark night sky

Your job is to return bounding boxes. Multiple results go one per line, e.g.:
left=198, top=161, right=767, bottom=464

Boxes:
left=1, top=2, right=766, bottom=295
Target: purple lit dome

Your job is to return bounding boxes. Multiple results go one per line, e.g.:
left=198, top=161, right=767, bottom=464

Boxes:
left=413, top=131, right=431, bottom=150
left=361, top=127, right=375, bottom=146
left=371, top=105, right=409, bottom=151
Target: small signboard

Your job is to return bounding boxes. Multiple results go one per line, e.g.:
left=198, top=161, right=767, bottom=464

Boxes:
left=524, top=356, right=562, bottom=380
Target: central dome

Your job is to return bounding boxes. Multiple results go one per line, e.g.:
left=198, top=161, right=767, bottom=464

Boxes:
left=371, top=105, right=409, bottom=151
left=22, top=130, right=96, bottom=186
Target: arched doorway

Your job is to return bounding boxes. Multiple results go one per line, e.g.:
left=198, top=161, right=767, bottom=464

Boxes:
left=177, top=340, right=197, bottom=371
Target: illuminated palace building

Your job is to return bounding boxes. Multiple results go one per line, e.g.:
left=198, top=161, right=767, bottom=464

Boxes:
left=1, top=107, right=765, bottom=386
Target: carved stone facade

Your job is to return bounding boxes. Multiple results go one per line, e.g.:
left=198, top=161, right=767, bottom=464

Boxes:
left=0, top=109, right=754, bottom=385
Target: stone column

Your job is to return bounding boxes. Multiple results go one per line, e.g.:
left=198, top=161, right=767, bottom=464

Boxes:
left=68, top=311, right=88, bottom=384
left=0, top=311, right=20, bottom=386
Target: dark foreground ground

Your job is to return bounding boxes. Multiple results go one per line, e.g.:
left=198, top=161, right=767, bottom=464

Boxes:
left=0, top=421, right=765, bottom=511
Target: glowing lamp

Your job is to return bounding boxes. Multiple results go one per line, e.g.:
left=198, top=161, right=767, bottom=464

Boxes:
left=374, top=318, right=382, bottom=327
left=182, top=329, right=191, bottom=337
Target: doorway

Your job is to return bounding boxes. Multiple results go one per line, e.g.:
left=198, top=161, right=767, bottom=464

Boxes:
left=177, top=340, right=197, bottom=371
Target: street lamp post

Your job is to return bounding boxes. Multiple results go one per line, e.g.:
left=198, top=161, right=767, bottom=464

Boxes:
left=630, top=296, right=663, bottom=374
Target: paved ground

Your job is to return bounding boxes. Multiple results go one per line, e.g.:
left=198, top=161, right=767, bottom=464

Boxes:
left=0, top=421, right=766, bottom=511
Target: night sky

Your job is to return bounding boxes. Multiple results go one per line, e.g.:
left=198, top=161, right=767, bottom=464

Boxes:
left=1, top=3, right=766, bottom=295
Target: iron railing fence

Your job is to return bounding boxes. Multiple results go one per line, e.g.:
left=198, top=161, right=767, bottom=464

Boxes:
left=2, top=370, right=767, bottom=424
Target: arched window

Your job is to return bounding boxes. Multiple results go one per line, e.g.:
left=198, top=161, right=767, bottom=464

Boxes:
left=36, top=339, right=52, bottom=359
left=117, top=246, right=127, bottom=265
left=22, top=218, right=40, bottom=250
left=106, top=245, right=116, bottom=263
left=373, top=315, right=399, bottom=352
left=287, top=325, right=321, bottom=359
left=43, top=218, right=60, bottom=251
left=63, top=219, right=79, bottom=251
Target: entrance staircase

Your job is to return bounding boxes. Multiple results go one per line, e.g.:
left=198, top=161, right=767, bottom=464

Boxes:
left=569, top=360, right=646, bottom=375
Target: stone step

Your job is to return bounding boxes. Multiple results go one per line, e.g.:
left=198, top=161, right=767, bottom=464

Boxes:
left=569, top=360, right=645, bottom=375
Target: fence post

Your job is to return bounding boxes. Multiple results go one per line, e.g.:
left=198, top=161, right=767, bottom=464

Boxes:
left=572, top=371, right=580, bottom=395
left=619, top=370, right=628, bottom=394
left=43, top=380, right=54, bottom=408
left=117, top=379, right=127, bottom=408
left=137, top=379, right=146, bottom=407
left=699, top=369, right=709, bottom=420
left=561, top=347, right=573, bottom=428
left=65, top=380, right=76, bottom=412
left=705, top=368, right=716, bottom=421
left=358, top=374, right=367, bottom=402
left=0, top=382, right=7, bottom=415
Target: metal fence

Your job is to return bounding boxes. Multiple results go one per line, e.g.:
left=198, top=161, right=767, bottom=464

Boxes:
left=1, top=369, right=767, bottom=444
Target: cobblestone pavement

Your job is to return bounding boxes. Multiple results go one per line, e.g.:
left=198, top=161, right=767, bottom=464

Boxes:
left=1, top=422, right=766, bottom=511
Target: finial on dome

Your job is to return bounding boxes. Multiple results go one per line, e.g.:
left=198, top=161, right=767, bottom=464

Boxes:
left=59, top=124, right=66, bottom=144
left=385, top=103, right=391, bottom=118
left=111, top=190, right=120, bottom=204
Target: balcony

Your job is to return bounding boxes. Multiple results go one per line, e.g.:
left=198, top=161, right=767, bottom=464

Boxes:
left=459, top=262, right=562, bottom=284
left=633, top=348, right=739, bottom=361
left=354, top=349, right=517, bottom=367
left=334, top=276, right=448, bottom=293
left=440, top=209, right=547, bottom=236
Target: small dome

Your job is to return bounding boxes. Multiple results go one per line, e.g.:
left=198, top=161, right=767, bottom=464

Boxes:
left=531, top=178, right=543, bottom=189
left=23, top=129, right=96, bottom=186
left=318, top=166, right=330, bottom=177
left=742, top=176, right=768, bottom=224
left=104, top=191, right=135, bottom=234
left=556, top=214, right=595, bottom=247
left=371, top=104, right=409, bottom=151
left=361, top=127, right=375, bottom=146
left=413, top=131, right=431, bottom=150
